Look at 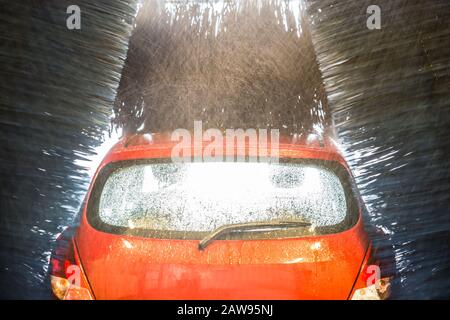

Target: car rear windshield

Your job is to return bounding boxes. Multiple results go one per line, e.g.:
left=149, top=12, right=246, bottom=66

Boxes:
left=87, top=159, right=359, bottom=239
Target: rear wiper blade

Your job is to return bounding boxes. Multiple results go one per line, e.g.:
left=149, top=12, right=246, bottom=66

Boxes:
left=198, top=220, right=311, bottom=250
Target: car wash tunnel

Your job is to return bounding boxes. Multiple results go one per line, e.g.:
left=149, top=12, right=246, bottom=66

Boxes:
left=0, top=0, right=449, bottom=300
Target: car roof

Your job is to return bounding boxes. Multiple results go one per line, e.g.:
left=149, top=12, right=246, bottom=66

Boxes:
left=97, top=132, right=348, bottom=171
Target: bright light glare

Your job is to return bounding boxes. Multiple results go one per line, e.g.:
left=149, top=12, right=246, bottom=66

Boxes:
left=184, top=163, right=272, bottom=199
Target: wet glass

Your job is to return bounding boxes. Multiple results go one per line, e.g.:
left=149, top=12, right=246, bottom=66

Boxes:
left=97, top=162, right=347, bottom=232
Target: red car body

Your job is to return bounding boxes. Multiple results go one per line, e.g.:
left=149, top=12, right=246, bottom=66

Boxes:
left=50, top=133, right=390, bottom=300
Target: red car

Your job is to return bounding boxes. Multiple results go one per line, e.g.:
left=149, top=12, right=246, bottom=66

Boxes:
left=50, top=133, right=391, bottom=300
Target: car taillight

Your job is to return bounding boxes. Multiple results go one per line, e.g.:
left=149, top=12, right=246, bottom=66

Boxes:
left=351, top=277, right=391, bottom=300
left=350, top=244, right=392, bottom=300
left=49, top=227, right=93, bottom=300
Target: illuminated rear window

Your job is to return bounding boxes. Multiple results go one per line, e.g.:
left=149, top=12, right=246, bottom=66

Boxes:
left=88, top=160, right=358, bottom=238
